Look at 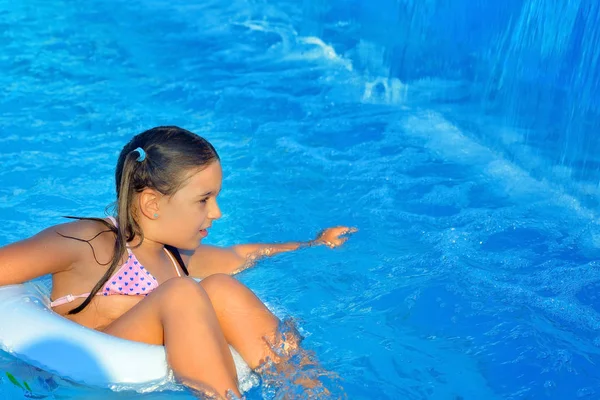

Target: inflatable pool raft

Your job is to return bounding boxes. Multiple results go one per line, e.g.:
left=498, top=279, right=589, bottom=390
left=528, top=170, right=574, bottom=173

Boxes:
left=0, top=280, right=256, bottom=392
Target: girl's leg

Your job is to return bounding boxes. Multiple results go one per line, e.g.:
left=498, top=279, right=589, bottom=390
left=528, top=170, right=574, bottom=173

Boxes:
left=200, top=274, right=337, bottom=398
left=102, top=277, right=240, bottom=398
left=199, top=274, right=284, bottom=368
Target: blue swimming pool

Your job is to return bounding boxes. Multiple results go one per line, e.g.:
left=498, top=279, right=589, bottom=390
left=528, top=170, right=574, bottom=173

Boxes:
left=1, top=0, right=599, bottom=398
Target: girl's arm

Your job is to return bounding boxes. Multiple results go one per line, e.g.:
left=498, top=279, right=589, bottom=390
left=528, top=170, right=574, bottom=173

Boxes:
left=0, top=222, right=90, bottom=286
left=184, top=226, right=357, bottom=278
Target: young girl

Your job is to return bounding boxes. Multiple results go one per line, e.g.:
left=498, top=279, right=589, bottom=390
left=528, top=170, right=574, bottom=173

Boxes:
left=0, top=126, right=356, bottom=399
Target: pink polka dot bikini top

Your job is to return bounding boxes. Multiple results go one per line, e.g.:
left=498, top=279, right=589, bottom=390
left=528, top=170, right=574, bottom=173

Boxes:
left=50, top=217, right=182, bottom=308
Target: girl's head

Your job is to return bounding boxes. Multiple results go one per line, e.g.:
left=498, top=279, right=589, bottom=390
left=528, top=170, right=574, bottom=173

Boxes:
left=66, top=126, right=221, bottom=315
left=115, top=126, right=222, bottom=250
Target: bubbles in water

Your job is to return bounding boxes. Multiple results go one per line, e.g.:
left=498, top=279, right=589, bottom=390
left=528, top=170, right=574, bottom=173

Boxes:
left=577, top=387, right=596, bottom=398
left=362, top=77, right=407, bottom=105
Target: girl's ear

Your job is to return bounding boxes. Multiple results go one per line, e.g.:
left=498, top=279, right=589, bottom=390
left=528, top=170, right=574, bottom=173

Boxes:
left=137, top=189, right=162, bottom=220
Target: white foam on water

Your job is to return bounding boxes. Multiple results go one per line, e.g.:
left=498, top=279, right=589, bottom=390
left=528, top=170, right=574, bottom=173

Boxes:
left=398, top=111, right=600, bottom=223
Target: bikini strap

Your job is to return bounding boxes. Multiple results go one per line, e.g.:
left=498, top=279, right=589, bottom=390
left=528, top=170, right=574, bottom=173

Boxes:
left=164, top=245, right=189, bottom=276
left=50, top=293, right=92, bottom=308
left=163, top=248, right=182, bottom=277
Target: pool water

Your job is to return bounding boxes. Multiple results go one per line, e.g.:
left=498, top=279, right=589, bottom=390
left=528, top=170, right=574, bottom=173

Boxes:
left=1, top=0, right=600, bottom=399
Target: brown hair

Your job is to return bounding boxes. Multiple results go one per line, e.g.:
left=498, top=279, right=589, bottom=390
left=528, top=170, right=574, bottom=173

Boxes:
left=63, top=126, right=220, bottom=314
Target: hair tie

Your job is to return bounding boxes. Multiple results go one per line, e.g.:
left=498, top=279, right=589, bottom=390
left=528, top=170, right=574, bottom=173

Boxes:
left=134, top=147, right=146, bottom=162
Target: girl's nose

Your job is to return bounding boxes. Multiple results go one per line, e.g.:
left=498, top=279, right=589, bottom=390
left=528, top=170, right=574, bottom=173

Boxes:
left=209, top=199, right=222, bottom=220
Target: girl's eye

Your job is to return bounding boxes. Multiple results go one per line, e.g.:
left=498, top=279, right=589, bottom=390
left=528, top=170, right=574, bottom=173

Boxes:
left=199, top=198, right=209, bottom=204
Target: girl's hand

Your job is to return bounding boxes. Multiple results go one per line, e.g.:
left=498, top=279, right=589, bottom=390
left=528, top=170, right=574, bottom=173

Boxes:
left=314, top=226, right=358, bottom=248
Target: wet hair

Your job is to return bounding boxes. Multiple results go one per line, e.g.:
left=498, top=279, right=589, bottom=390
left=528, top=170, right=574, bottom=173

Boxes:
left=62, top=126, right=220, bottom=315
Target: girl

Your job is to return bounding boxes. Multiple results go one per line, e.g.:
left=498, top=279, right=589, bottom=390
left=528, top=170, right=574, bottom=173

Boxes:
left=0, top=126, right=356, bottom=399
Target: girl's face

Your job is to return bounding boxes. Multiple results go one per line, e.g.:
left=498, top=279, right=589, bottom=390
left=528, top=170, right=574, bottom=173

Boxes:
left=157, top=161, right=223, bottom=250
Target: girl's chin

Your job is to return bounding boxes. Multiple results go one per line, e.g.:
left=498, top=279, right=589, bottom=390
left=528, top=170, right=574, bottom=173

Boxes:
left=176, top=240, right=203, bottom=251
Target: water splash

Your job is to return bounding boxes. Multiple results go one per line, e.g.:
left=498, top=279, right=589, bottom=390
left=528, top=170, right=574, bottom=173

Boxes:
left=254, top=318, right=346, bottom=400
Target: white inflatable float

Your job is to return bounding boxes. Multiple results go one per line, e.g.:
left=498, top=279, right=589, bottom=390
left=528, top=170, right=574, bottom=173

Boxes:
left=0, top=279, right=257, bottom=393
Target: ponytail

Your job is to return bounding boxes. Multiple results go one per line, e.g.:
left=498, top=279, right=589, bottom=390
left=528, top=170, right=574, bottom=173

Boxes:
left=65, top=151, right=142, bottom=314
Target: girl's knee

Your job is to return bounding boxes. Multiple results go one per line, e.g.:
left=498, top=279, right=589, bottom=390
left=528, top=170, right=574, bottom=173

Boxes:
left=200, top=273, right=239, bottom=291
left=159, top=277, right=211, bottom=308
left=201, top=274, right=270, bottom=315
left=200, top=274, right=250, bottom=302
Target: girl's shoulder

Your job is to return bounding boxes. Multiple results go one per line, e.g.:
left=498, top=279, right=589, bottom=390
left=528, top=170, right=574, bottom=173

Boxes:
left=0, top=218, right=115, bottom=286
left=55, top=217, right=116, bottom=237
left=50, top=217, right=118, bottom=257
